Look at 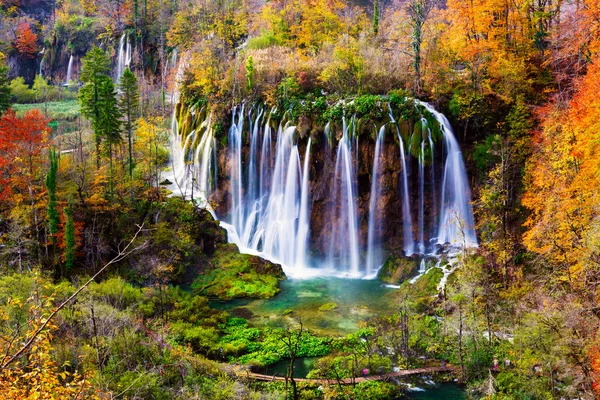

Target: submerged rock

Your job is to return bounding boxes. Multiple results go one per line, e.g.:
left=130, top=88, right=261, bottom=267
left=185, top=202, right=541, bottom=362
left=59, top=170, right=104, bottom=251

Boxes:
left=318, top=302, right=338, bottom=311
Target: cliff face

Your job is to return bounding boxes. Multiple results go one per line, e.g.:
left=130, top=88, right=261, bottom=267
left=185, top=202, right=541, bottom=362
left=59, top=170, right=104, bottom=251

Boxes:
left=210, top=123, right=443, bottom=258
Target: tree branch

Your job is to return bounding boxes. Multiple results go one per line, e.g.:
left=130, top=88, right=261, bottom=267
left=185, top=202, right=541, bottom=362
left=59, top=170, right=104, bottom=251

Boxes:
left=1, top=224, right=147, bottom=370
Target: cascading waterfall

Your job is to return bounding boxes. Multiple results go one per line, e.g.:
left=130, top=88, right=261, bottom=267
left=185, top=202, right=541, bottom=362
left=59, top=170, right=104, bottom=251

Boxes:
left=65, top=55, right=74, bottom=86
left=116, top=33, right=132, bottom=80
left=329, top=117, right=361, bottom=276
left=365, top=126, right=385, bottom=277
left=168, top=99, right=477, bottom=278
left=168, top=107, right=217, bottom=210
left=418, top=102, right=477, bottom=247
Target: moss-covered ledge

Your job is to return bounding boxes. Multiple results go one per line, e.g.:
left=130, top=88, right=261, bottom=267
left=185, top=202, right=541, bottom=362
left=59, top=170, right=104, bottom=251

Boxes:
left=192, top=243, right=285, bottom=300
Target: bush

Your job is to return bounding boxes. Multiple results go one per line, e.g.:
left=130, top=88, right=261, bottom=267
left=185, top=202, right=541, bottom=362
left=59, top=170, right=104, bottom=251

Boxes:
left=10, top=77, right=35, bottom=103
left=248, top=30, right=283, bottom=50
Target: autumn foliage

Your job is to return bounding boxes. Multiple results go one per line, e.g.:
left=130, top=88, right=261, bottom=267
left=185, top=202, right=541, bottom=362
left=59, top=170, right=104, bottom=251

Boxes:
left=13, top=21, right=38, bottom=59
left=0, top=109, right=50, bottom=202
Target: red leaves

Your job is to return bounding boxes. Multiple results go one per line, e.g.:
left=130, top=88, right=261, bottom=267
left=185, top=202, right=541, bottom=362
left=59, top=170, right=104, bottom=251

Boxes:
left=0, top=108, right=50, bottom=201
left=13, top=21, right=37, bottom=59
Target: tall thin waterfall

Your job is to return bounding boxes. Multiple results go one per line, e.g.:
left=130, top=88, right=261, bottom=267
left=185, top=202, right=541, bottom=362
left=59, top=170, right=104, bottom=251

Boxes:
left=329, top=117, right=361, bottom=276
left=390, top=110, right=415, bottom=256
left=116, top=33, right=132, bottom=80
left=38, top=48, right=45, bottom=77
left=366, top=126, right=385, bottom=276
left=419, top=102, right=477, bottom=247
left=65, top=55, right=74, bottom=85
left=168, top=100, right=477, bottom=278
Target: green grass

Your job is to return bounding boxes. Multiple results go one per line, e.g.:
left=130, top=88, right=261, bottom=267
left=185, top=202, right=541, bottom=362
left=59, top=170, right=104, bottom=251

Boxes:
left=12, top=100, right=80, bottom=121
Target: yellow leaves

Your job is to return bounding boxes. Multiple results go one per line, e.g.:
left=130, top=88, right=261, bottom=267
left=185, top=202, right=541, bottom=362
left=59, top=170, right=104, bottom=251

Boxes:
left=523, top=54, right=600, bottom=287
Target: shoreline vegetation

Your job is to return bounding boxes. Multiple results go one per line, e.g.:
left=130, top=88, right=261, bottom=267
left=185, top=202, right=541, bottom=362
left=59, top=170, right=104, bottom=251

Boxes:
left=0, top=0, right=599, bottom=397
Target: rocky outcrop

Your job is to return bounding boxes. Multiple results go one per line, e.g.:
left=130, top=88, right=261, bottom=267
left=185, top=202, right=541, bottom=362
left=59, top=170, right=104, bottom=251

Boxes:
left=193, top=243, right=285, bottom=300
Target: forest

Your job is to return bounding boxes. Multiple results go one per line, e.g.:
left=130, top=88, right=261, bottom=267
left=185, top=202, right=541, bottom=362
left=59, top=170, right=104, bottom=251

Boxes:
left=0, top=0, right=599, bottom=398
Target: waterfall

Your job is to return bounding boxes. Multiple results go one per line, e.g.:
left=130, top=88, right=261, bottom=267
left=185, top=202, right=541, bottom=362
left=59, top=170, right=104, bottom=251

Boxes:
left=116, top=33, right=132, bottom=80
left=329, top=117, right=360, bottom=276
left=366, top=126, right=385, bottom=276
left=418, top=131, right=425, bottom=254
left=393, top=123, right=415, bottom=256
left=171, top=48, right=178, bottom=70
left=167, top=100, right=477, bottom=278
left=228, top=105, right=245, bottom=234
left=167, top=107, right=217, bottom=211
left=38, top=48, right=45, bottom=77
left=295, top=138, right=311, bottom=267
left=65, top=55, right=74, bottom=86
left=418, top=101, right=477, bottom=247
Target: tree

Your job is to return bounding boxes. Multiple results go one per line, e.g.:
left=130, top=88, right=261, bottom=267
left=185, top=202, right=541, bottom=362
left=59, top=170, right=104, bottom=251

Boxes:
left=79, top=47, right=112, bottom=167
left=63, top=200, right=76, bottom=273
left=372, top=0, right=379, bottom=35
left=0, top=54, right=12, bottom=116
left=97, top=78, right=122, bottom=198
left=118, top=67, right=139, bottom=178
left=13, top=21, right=37, bottom=59
left=407, top=0, right=433, bottom=95
left=45, top=149, right=59, bottom=247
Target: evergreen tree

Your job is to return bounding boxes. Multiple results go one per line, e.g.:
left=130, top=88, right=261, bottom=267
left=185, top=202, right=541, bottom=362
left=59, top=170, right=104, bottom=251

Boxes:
left=0, top=55, right=12, bottom=116
left=63, top=200, right=75, bottom=273
left=118, top=67, right=140, bottom=178
left=45, top=149, right=59, bottom=247
left=373, top=0, right=379, bottom=36
left=97, top=78, right=122, bottom=198
left=78, top=47, right=111, bottom=167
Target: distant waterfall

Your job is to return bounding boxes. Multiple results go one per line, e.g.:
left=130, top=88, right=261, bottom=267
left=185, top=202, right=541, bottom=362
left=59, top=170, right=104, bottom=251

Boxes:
left=65, top=55, right=74, bottom=85
left=115, top=33, right=132, bottom=80
left=38, top=48, right=45, bottom=77
left=168, top=99, right=477, bottom=278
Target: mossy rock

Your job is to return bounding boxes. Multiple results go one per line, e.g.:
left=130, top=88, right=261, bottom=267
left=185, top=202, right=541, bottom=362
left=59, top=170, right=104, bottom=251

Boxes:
left=377, top=255, right=418, bottom=284
left=318, top=302, right=338, bottom=311
left=391, top=267, right=445, bottom=313
left=192, top=243, right=285, bottom=300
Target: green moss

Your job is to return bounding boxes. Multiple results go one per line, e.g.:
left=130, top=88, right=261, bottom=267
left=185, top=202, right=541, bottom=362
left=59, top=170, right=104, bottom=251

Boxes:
left=192, top=244, right=285, bottom=300
left=377, top=255, right=418, bottom=284
left=318, top=302, right=338, bottom=311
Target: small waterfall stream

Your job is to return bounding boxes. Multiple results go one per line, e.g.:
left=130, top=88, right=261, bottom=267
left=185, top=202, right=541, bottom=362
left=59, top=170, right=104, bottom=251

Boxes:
left=115, top=33, right=132, bottom=80
left=168, top=99, right=477, bottom=278
left=65, top=55, right=74, bottom=85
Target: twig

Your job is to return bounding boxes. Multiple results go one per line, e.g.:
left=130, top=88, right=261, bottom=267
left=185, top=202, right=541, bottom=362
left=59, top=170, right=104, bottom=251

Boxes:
left=1, top=224, right=147, bottom=370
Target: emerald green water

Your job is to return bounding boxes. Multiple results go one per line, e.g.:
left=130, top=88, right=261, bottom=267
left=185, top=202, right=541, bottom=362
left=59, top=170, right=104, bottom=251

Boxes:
left=211, top=277, right=399, bottom=335
left=408, top=383, right=466, bottom=399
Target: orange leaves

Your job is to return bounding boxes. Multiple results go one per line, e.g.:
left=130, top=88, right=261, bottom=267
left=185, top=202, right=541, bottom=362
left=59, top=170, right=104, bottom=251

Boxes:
left=0, top=108, right=50, bottom=202
left=523, top=54, right=600, bottom=285
left=591, top=344, right=600, bottom=396
left=13, top=21, right=37, bottom=59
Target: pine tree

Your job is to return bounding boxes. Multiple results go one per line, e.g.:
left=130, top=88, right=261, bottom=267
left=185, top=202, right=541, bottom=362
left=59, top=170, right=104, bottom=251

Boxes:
left=118, top=67, right=140, bottom=178
left=97, top=78, right=122, bottom=198
left=63, top=200, right=75, bottom=273
left=45, top=149, right=59, bottom=247
left=0, top=54, right=12, bottom=116
left=78, top=47, right=111, bottom=167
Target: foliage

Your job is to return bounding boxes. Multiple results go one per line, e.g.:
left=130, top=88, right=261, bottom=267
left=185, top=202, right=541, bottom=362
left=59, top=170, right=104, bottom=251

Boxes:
left=13, top=21, right=37, bottom=58
left=0, top=55, right=12, bottom=115
left=118, top=67, right=139, bottom=178
left=193, top=243, right=284, bottom=300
